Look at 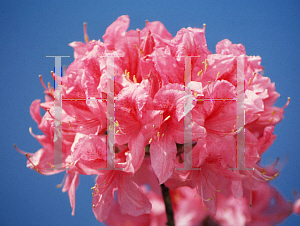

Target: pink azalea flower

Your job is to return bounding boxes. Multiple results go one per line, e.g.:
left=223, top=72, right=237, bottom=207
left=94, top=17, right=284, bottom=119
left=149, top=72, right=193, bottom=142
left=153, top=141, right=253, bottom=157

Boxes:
left=71, top=134, right=109, bottom=175
left=150, top=83, right=205, bottom=184
left=92, top=169, right=152, bottom=222
left=104, top=160, right=207, bottom=226
left=115, top=81, right=161, bottom=172
left=18, top=15, right=291, bottom=225
left=247, top=181, right=293, bottom=226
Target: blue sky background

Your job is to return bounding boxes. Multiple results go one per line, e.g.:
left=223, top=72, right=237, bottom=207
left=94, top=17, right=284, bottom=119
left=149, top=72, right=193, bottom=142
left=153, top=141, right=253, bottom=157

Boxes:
left=1, top=0, right=299, bottom=225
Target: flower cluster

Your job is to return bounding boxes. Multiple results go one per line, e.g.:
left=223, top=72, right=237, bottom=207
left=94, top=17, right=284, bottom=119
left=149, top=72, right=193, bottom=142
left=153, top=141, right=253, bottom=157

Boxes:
left=17, top=15, right=294, bottom=225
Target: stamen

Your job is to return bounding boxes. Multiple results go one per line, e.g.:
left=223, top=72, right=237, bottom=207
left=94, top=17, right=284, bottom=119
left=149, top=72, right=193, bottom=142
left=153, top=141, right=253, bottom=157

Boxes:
left=249, top=170, right=253, bottom=207
left=39, top=75, right=48, bottom=91
left=51, top=71, right=62, bottom=85
left=216, top=71, right=220, bottom=78
left=207, top=196, right=215, bottom=201
left=14, top=144, right=32, bottom=156
left=47, top=162, right=55, bottom=168
left=47, top=109, right=55, bottom=119
left=133, top=75, right=137, bottom=83
left=149, top=138, right=152, bottom=144
left=250, top=167, right=280, bottom=182
left=198, top=70, right=202, bottom=76
left=203, top=23, right=206, bottom=32
left=63, top=65, right=67, bottom=77
left=198, top=176, right=210, bottom=210
left=83, top=22, right=89, bottom=44
left=283, top=97, right=290, bottom=109
left=236, top=126, right=244, bottom=134
left=202, top=170, right=215, bottom=201
left=66, top=162, right=73, bottom=168
left=29, top=126, right=34, bottom=136
left=265, top=172, right=279, bottom=181
left=145, top=20, right=149, bottom=28
left=140, top=49, right=144, bottom=56
left=137, top=29, right=141, bottom=47
left=51, top=71, right=55, bottom=81
left=56, top=172, right=67, bottom=188
left=164, top=115, right=171, bottom=121
left=25, top=153, right=43, bottom=174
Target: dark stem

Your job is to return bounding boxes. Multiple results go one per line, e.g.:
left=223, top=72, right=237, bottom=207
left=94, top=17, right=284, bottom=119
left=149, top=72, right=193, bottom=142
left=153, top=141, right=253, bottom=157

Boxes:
left=160, top=183, right=175, bottom=226
left=202, top=216, right=220, bottom=226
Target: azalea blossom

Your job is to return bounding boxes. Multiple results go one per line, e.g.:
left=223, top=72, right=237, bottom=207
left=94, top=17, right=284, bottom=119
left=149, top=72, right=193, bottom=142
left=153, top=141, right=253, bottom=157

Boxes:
left=15, top=15, right=292, bottom=225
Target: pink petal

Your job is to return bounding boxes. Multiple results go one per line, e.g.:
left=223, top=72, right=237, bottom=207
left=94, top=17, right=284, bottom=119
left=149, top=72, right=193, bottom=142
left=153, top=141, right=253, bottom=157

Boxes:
left=216, top=39, right=246, bottom=56
left=69, top=41, right=86, bottom=60
left=128, top=133, right=145, bottom=171
left=197, top=167, right=218, bottom=214
left=65, top=172, right=79, bottom=216
left=105, top=201, right=150, bottom=226
left=152, top=48, right=182, bottom=84
left=30, top=99, right=42, bottom=125
left=231, top=180, right=243, bottom=198
left=92, top=174, right=116, bottom=222
left=150, top=133, right=177, bottom=184
left=118, top=175, right=152, bottom=216
left=102, top=15, right=130, bottom=50
left=141, top=20, right=173, bottom=40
